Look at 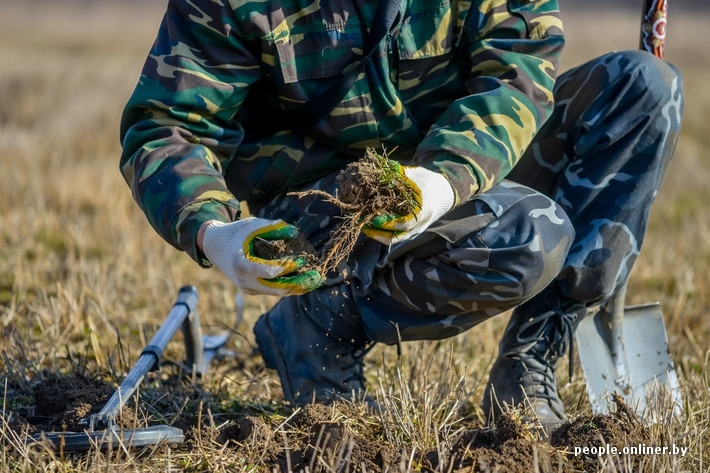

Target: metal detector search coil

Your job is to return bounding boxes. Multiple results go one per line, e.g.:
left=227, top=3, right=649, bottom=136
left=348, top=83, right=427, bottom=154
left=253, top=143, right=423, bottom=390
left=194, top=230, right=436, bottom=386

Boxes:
left=26, top=286, right=204, bottom=451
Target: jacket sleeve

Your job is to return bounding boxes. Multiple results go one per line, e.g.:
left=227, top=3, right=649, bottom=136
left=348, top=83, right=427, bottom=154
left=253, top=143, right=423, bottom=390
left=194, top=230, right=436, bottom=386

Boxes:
left=414, top=0, right=565, bottom=204
left=119, top=0, right=255, bottom=265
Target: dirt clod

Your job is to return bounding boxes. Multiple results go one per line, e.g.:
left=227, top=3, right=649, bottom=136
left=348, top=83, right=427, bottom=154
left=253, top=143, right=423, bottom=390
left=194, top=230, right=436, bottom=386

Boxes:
left=551, top=394, right=654, bottom=472
left=431, top=414, right=563, bottom=473
left=336, top=147, right=417, bottom=217
left=276, top=402, right=399, bottom=473
left=217, top=415, right=271, bottom=446
left=13, top=373, right=139, bottom=435
left=290, top=146, right=418, bottom=274
left=252, top=231, right=319, bottom=265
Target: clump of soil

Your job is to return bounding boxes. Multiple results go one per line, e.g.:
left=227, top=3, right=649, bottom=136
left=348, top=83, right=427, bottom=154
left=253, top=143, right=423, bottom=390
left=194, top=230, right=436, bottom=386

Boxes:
left=14, top=373, right=138, bottom=435
left=216, top=415, right=271, bottom=446
left=252, top=230, right=320, bottom=269
left=290, top=146, right=419, bottom=274
left=335, top=147, right=418, bottom=218
left=551, top=394, right=654, bottom=472
left=428, top=395, right=656, bottom=473
left=276, top=403, right=399, bottom=472
left=430, top=413, right=565, bottom=472
left=196, top=402, right=397, bottom=472
left=184, top=414, right=280, bottom=464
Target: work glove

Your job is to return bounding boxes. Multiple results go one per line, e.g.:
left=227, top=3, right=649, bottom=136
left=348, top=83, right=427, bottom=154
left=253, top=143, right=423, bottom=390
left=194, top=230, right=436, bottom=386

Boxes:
left=362, top=166, right=455, bottom=245
left=202, top=218, right=324, bottom=296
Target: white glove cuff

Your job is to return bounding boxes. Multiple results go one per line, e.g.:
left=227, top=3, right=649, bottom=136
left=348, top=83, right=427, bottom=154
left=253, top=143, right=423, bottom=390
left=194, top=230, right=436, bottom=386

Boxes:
left=202, top=220, right=240, bottom=281
left=404, top=167, right=455, bottom=220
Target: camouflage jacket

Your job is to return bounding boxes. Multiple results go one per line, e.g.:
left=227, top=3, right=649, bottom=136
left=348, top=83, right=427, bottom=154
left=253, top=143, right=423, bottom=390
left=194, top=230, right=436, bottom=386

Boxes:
left=120, top=0, right=565, bottom=264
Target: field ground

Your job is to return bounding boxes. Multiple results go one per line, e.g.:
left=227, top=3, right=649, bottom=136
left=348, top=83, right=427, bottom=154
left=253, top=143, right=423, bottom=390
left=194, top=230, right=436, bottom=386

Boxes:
left=1, top=1, right=709, bottom=472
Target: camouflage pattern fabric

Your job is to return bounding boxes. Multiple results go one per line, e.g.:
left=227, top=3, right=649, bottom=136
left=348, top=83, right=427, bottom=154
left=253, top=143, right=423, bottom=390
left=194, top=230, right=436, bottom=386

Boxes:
left=253, top=50, right=682, bottom=344
left=509, top=50, right=683, bottom=307
left=253, top=178, right=575, bottom=344
left=119, top=0, right=683, bottom=345
left=119, top=0, right=564, bottom=264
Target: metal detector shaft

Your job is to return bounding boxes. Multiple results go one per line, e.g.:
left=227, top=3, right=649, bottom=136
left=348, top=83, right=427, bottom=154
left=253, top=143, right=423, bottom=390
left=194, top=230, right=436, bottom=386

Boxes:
left=88, top=286, right=201, bottom=430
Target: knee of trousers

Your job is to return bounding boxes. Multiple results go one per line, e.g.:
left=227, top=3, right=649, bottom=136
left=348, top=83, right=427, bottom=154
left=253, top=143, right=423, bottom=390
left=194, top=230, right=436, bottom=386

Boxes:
left=604, top=50, right=684, bottom=115
left=353, top=183, right=575, bottom=344
left=479, top=185, right=576, bottom=301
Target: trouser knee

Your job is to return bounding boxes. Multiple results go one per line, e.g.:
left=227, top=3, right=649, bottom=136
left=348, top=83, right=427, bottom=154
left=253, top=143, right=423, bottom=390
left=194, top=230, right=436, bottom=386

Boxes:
left=354, top=182, right=575, bottom=344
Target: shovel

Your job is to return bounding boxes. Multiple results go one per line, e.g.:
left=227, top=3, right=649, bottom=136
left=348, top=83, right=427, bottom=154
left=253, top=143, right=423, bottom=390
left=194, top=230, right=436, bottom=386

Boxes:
left=575, top=0, right=682, bottom=420
left=575, top=282, right=682, bottom=419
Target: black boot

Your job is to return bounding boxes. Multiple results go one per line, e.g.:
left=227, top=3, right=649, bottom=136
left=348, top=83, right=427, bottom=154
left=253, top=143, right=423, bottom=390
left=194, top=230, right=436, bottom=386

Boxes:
left=253, top=284, right=373, bottom=405
left=481, top=291, right=586, bottom=436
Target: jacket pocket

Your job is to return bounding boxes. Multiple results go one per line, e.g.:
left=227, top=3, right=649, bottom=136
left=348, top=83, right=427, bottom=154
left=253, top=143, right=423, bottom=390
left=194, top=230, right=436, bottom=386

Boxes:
left=275, top=21, right=363, bottom=84
left=396, top=0, right=454, bottom=60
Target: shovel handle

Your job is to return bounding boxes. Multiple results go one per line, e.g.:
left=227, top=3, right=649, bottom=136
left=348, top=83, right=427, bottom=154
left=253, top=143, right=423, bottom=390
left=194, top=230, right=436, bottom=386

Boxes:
left=599, top=283, right=631, bottom=393
left=640, top=0, right=667, bottom=59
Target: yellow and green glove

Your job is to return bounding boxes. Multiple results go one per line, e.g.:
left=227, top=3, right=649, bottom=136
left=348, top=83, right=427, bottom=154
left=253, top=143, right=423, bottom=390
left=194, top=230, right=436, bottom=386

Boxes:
left=202, top=218, right=324, bottom=296
left=362, top=167, right=455, bottom=245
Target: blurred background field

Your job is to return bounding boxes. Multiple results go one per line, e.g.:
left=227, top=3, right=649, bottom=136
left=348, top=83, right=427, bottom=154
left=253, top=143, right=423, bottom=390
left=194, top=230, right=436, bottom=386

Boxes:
left=0, top=0, right=709, bottom=471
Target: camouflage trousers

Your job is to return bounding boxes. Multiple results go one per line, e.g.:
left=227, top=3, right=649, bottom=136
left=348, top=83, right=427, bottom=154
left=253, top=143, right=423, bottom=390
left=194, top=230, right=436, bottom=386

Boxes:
left=252, top=50, right=683, bottom=345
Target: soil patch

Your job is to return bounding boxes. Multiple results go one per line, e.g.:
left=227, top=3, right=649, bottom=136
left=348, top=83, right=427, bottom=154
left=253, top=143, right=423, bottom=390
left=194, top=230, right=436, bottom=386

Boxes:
left=16, top=373, right=138, bottom=435
left=6, top=376, right=662, bottom=472
left=424, top=396, right=656, bottom=473
left=427, top=414, right=565, bottom=472
left=551, top=394, right=655, bottom=472
left=188, top=402, right=397, bottom=472
left=274, top=403, right=399, bottom=472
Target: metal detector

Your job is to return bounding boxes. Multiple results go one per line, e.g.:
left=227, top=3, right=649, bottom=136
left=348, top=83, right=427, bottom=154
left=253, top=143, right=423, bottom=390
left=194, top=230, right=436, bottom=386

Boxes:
left=25, top=285, right=236, bottom=451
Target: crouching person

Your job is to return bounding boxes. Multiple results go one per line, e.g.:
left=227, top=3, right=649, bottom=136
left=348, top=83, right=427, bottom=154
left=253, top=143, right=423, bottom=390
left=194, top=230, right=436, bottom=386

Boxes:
left=119, top=0, right=683, bottom=435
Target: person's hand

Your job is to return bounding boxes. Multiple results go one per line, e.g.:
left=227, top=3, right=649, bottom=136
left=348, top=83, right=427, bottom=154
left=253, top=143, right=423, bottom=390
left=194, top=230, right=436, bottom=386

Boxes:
left=362, top=166, right=455, bottom=245
left=202, top=218, right=324, bottom=296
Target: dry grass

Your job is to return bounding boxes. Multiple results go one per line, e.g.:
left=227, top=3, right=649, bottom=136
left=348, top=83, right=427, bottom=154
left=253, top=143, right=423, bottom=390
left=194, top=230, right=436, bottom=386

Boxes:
left=1, top=1, right=708, bottom=471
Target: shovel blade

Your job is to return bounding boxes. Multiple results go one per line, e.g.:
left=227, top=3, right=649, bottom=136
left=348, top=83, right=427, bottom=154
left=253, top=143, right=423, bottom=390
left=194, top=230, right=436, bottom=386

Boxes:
left=576, top=302, right=682, bottom=420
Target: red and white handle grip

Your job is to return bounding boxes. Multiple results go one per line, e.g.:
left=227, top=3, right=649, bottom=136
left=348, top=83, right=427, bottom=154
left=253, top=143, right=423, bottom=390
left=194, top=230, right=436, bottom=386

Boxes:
left=640, top=0, right=667, bottom=59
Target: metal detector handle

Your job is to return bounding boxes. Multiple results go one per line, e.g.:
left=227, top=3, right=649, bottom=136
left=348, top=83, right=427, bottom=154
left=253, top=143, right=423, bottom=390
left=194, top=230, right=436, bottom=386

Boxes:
left=598, top=283, right=631, bottom=394
left=88, top=286, right=200, bottom=430
left=181, top=288, right=205, bottom=376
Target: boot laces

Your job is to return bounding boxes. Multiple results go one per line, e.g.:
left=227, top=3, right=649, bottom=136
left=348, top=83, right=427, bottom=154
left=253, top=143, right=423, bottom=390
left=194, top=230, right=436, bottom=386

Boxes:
left=514, top=307, right=583, bottom=388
